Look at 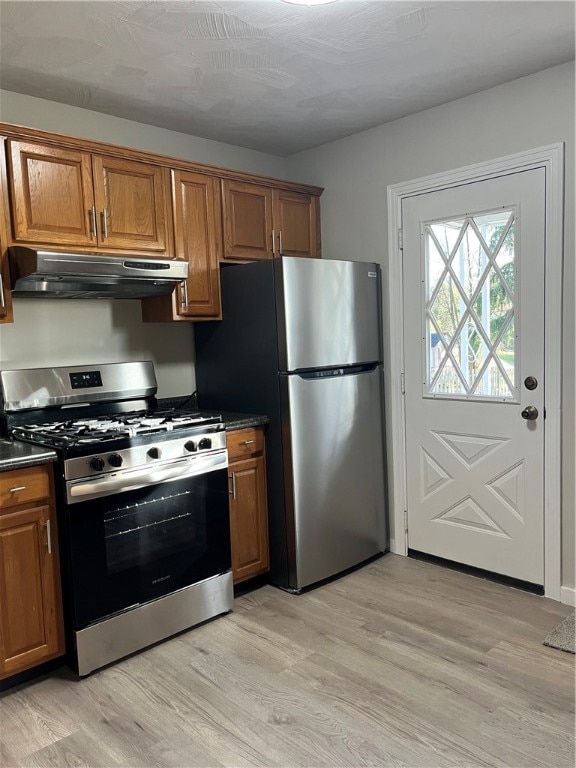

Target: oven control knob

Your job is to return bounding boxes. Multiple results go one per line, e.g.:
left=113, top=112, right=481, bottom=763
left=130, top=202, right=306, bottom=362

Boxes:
left=147, top=447, right=161, bottom=460
left=108, top=453, right=123, bottom=468
left=89, top=457, right=105, bottom=472
left=198, top=438, right=212, bottom=450
left=184, top=440, right=197, bottom=452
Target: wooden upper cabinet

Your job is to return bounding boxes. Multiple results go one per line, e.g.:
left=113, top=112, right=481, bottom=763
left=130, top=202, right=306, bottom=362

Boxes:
left=0, top=242, right=12, bottom=324
left=8, top=140, right=96, bottom=247
left=173, top=170, right=221, bottom=317
left=221, top=179, right=274, bottom=261
left=0, top=182, right=13, bottom=323
left=7, top=140, right=168, bottom=254
left=273, top=189, right=320, bottom=259
left=221, top=179, right=321, bottom=262
left=92, top=155, right=167, bottom=252
left=141, top=169, right=222, bottom=322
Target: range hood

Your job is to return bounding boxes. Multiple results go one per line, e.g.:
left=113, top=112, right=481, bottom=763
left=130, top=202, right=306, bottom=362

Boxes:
left=8, top=247, right=189, bottom=299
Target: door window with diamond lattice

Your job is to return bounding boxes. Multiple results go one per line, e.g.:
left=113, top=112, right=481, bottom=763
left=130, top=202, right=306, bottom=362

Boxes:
left=424, top=208, right=517, bottom=400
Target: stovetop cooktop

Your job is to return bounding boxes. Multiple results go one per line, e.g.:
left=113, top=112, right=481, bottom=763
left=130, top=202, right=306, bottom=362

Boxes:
left=10, top=409, right=223, bottom=450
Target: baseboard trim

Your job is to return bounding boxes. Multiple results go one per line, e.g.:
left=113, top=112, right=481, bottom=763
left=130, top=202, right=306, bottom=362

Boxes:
left=560, top=586, right=576, bottom=607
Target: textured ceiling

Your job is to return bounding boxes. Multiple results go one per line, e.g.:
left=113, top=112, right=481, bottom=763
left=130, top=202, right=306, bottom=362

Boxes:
left=0, top=0, right=574, bottom=156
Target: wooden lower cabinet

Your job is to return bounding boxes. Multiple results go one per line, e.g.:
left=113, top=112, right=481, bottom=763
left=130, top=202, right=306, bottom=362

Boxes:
left=0, top=464, right=64, bottom=679
left=227, top=427, right=269, bottom=584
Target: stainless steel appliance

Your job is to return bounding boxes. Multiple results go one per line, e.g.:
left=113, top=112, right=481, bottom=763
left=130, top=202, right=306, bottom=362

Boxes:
left=0, top=361, right=232, bottom=676
left=195, top=256, right=387, bottom=592
left=8, top=246, right=188, bottom=298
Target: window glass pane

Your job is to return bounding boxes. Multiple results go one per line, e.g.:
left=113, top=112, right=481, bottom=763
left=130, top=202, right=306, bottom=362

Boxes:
left=430, top=219, right=464, bottom=258
left=473, top=359, right=512, bottom=398
left=429, top=273, right=464, bottom=339
left=424, top=208, right=516, bottom=400
left=427, top=235, right=446, bottom=298
left=455, top=224, right=487, bottom=300
left=430, top=357, right=467, bottom=396
left=427, top=319, right=446, bottom=383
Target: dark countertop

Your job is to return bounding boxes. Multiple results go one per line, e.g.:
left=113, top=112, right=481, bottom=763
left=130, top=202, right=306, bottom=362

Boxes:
left=220, top=412, right=269, bottom=431
left=0, top=439, right=58, bottom=473
left=157, top=398, right=269, bottom=431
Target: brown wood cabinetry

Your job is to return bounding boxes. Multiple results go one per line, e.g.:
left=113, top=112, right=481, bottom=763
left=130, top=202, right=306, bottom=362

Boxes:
left=0, top=122, right=322, bottom=324
left=0, top=241, right=12, bottom=324
left=222, top=180, right=274, bottom=261
left=142, top=169, right=222, bottom=322
left=272, top=188, right=321, bottom=259
left=227, top=427, right=269, bottom=584
left=0, top=464, right=64, bottom=679
left=222, top=181, right=320, bottom=261
left=0, top=137, right=14, bottom=324
left=7, top=140, right=169, bottom=254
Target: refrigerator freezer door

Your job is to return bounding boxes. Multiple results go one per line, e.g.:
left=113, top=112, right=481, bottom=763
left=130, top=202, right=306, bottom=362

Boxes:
left=278, top=258, right=382, bottom=372
left=285, top=365, right=386, bottom=590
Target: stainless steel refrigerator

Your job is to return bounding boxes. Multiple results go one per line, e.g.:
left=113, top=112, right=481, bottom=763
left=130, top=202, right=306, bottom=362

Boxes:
left=194, top=256, right=387, bottom=592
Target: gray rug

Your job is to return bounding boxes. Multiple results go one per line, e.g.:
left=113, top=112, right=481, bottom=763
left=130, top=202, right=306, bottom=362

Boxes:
left=543, top=612, right=575, bottom=654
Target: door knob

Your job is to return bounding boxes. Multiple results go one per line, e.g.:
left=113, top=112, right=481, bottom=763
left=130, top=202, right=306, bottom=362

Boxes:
left=521, top=405, right=539, bottom=421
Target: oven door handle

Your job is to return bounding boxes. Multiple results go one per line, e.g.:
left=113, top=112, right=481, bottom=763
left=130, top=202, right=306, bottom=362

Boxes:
left=67, top=453, right=228, bottom=503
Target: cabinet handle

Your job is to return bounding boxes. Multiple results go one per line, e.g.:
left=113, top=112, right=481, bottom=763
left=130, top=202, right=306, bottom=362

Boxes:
left=271, top=230, right=276, bottom=256
left=0, top=273, right=5, bottom=309
left=228, top=473, right=236, bottom=500
left=240, top=440, right=255, bottom=446
left=101, top=209, right=108, bottom=239
left=278, top=230, right=283, bottom=255
left=45, top=519, right=52, bottom=555
left=180, top=279, right=188, bottom=308
left=89, top=206, right=97, bottom=237
left=9, top=485, right=26, bottom=493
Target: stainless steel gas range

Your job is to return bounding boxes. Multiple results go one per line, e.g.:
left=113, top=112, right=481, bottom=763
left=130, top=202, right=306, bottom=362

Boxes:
left=0, top=361, right=233, bottom=676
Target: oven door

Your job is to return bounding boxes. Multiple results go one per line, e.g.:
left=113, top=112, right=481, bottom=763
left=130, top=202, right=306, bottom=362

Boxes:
left=64, top=462, right=231, bottom=629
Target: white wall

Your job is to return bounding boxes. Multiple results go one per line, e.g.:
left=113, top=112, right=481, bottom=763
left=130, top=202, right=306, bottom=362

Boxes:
left=285, top=62, right=575, bottom=592
left=0, top=90, right=287, bottom=397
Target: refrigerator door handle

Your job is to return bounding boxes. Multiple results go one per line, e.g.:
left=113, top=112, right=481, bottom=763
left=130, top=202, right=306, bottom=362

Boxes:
left=292, top=362, right=379, bottom=380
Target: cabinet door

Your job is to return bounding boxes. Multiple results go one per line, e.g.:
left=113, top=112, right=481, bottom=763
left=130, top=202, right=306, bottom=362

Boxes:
left=173, top=170, right=221, bottom=318
left=229, top=455, right=269, bottom=583
left=7, top=140, right=96, bottom=247
left=92, top=155, right=168, bottom=252
left=222, top=180, right=273, bottom=261
left=0, top=504, right=64, bottom=678
left=0, top=231, right=13, bottom=324
left=273, top=189, right=320, bottom=258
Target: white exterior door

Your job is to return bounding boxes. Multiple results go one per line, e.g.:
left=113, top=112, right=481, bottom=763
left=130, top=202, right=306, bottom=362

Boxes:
left=402, top=168, right=545, bottom=584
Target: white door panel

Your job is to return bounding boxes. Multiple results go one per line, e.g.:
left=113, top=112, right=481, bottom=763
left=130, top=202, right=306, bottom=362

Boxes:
left=403, top=169, right=545, bottom=584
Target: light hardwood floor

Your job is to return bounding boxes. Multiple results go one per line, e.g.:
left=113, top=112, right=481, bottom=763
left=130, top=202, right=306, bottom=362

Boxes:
left=1, top=554, right=574, bottom=768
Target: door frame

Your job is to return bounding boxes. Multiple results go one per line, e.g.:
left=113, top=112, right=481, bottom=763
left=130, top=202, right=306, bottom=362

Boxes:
left=386, top=144, right=564, bottom=601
